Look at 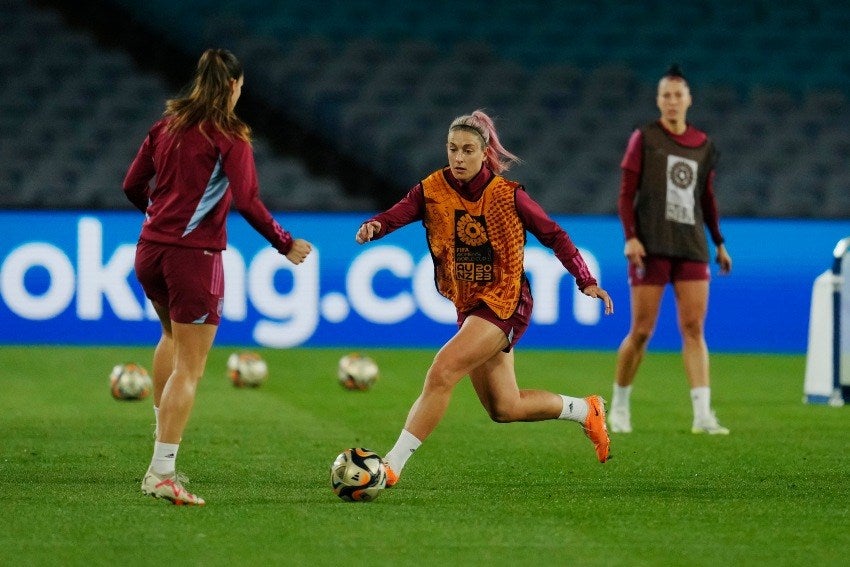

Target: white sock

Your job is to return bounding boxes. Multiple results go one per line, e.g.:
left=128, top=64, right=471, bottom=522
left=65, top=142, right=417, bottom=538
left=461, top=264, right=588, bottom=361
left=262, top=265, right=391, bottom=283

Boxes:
left=558, top=395, right=589, bottom=422
left=611, top=384, right=632, bottom=410
left=384, top=429, right=421, bottom=474
left=150, top=441, right=179, bottom=476
left=153, top=405, right=159, bottom=438
left=691, top=386, right=711, bottom=421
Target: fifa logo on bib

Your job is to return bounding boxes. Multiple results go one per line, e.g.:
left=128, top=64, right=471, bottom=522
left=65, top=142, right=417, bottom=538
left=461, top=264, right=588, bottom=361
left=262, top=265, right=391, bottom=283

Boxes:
left=454, top=211, right=494, bottom=282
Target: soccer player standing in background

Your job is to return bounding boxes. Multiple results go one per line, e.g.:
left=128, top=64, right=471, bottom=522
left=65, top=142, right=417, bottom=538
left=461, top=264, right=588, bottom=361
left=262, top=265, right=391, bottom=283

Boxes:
left=356, top=109, right=614, bottom=487
left=610, top=64, right=732, bottom=435
left=123, top=49, right=312, bottom=504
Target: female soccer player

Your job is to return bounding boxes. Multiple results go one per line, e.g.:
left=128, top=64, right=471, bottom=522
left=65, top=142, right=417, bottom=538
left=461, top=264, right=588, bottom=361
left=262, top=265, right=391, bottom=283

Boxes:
left=123, top=49, right=312, bottom=505
left=610, top=64, right=732, bottom=435
left=355, top=109, right=614, bottom=486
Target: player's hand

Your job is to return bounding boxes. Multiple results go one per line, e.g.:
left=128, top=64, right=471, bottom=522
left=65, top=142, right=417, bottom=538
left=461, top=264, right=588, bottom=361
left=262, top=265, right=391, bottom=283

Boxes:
left=716, top=244, right=732, bottom=275
left=355, top=221, right=381, bottom=244
left=582, top=285, right=614, bottom=315
left=624, top=237, right=645, bottom=270
left=286, top=238, right=312, bottom=264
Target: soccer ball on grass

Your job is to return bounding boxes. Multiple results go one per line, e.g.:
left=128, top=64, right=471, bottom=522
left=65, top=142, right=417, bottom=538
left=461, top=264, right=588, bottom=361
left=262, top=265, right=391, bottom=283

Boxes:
left=337, top=353, right=379, bottom=390
left=330, top=447, right=387, bottom=502
left=227, top=351, right=269, bottom=387
left=110, top=363, right=152, bottom=400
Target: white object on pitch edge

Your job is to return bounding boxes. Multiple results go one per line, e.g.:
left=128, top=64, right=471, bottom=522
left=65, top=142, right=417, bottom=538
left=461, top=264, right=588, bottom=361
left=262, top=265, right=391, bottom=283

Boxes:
left=804, top=236, right=850, bottom=406
left=804, top=271, right=843, bottom=405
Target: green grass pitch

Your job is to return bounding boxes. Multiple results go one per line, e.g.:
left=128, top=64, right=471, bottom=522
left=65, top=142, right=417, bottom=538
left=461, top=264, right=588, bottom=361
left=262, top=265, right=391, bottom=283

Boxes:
left=1, top=346, right=847, bottom=566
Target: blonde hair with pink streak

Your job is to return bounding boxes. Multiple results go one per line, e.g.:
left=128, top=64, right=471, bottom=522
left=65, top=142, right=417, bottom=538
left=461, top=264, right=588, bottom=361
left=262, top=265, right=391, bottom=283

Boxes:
left=449, top=109, right=522, bottom=174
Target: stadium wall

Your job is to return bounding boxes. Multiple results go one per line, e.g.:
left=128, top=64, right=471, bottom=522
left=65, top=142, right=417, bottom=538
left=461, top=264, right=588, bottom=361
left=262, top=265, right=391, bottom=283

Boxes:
left=0, top=211, right=846, bottom=353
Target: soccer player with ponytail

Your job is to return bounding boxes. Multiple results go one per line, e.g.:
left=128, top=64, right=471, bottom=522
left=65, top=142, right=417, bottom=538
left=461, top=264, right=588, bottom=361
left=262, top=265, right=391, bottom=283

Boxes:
left=356, top=109, right=614, bottom=487
left=124, top=49, right=312, bottom=505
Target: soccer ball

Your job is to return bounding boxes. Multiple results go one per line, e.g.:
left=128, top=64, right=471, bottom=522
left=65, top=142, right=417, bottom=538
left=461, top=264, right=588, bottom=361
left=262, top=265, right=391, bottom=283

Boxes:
left=330, top=447, right=387, bottom=502
left=109, top=363, right=152, bottom=400
left=337, top=353, right=379, bottom=390
left=227, top=351, right=268, bottom=387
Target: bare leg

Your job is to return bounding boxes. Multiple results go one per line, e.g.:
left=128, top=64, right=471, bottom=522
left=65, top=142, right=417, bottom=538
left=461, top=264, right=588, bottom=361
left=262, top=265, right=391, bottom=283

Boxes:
left=615, top=285, right=665, bottom=387
left=470, top=333, right=610, bottom=462
left=142, top=320, right=213, bottom=505
left=673, top=279, right=727, bottom=433
left=470, top=349, right=563, bottom=422
left=673, top=280, right=710, bottom=389
left=150, top=301, right=173, bottom=407
left=402, top=316, right=506, bottom=441
left=157, top=322, right=217, bottom=444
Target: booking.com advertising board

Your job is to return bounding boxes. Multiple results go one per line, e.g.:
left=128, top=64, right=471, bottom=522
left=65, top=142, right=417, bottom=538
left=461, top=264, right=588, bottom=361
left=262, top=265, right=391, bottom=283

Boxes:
left=0, top=210, right=847, bottom=353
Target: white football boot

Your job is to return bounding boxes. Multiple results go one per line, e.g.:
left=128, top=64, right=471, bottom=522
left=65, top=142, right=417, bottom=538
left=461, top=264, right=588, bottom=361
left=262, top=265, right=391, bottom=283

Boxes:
left=691, top=411, right=730, bottom=435
left=608, top=405, right=632, bottom=433
left=141, top=470, right=205, bottom=505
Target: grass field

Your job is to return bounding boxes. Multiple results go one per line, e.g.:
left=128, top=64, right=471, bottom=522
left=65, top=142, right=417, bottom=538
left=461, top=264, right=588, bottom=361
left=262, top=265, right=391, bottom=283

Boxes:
left=1, top=346, right=848, bottom=566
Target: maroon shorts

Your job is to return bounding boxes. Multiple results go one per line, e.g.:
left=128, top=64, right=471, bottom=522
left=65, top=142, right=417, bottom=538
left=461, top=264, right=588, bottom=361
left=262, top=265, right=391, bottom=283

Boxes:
left=457, top=285, right=533, bottom=353
left=134, top=239, right=224, bottom=325
left=629, top=255, right=710, bottom=286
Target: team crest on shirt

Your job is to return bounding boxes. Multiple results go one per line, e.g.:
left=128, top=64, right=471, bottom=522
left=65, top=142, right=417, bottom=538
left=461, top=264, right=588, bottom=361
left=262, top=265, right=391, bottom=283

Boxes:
left=665, top=155, right=698, bottom=225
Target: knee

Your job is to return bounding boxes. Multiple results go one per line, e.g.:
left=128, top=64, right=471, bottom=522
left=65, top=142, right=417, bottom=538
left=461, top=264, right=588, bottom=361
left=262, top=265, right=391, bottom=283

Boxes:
left=679, top=319, right=704, bottom=341
left=170, top=365, right=203, bottom=390
left=487, top=409, right=513, bottom=424
left=629, top=328, right=654, bottom=348
left=424, top=362, right=462, bottom=394
left=485, top=401, right=519, bottom=424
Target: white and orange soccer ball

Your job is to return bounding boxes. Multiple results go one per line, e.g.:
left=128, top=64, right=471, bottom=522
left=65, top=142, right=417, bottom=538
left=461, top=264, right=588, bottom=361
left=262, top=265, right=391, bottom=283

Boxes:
left=337, top=353, right=379, bottom=391
left=109, top=363, right=152, bottom=400
left=330, top=448, right=387, bottom=502
left=227, top=351, right=269, bottom=387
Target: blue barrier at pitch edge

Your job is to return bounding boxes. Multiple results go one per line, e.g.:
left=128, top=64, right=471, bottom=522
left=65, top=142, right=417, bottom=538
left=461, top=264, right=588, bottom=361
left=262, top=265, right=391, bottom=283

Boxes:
left=0, top=211, right=846, bottom=352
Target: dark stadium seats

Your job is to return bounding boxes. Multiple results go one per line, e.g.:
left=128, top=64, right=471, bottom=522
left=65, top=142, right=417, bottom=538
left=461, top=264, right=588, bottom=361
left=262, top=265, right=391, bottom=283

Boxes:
left=2, top=0, right=849, bottom=218
left=0, top=0, right=350, bottom=211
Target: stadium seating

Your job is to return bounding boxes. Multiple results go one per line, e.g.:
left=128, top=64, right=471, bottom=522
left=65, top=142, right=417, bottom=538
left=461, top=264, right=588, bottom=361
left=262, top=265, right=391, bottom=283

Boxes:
left=0, top=0, right=351, bottom=211
left=2, top=0, right=849, bottom=218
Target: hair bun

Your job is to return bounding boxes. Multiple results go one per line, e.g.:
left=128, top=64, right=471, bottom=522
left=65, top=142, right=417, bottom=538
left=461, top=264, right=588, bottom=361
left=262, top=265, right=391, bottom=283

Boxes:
left=665, top=63, right=686, bottom=80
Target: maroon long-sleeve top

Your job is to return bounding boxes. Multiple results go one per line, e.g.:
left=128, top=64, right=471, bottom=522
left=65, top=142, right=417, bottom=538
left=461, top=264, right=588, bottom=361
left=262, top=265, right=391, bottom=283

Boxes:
left=123, top=118, right=293, bottom=254
left=368, top=166, right=598, bottom=290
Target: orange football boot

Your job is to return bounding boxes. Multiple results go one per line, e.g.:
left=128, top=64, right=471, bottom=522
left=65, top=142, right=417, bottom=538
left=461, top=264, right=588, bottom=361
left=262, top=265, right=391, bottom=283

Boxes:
left=583, top=395, right=611, bottom=463
left=382, top=461, right=399, bottom=487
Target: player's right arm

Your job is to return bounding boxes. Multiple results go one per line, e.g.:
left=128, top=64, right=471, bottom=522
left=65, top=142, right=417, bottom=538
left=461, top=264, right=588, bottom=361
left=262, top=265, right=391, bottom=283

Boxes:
left=355, top=221, right=381, bottom=244
left=619, top=129, right=645, bottom=270
left=122, top=128, right=157, bottom=213
left=355, top=184, right=425, bottom=244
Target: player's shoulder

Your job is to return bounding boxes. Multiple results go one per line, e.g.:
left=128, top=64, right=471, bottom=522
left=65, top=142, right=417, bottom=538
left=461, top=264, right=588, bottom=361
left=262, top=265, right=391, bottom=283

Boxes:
left=685, top=123, right=710, bottom=145
left=147, top=117, right=170, bottom=137
left=212, top=130, right=254, bottom=161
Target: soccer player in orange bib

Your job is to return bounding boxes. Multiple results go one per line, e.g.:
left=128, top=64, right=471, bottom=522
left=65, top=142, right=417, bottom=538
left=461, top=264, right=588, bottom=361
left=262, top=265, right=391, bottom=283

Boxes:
left=355, top=109, right=614, bottom=486
left=610, top=65, right=732, bottom=435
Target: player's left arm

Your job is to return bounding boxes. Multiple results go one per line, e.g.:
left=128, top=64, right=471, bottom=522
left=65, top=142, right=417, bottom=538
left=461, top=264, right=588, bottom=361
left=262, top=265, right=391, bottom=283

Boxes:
left=516, top=189, right=613, bottom=314
left=581, top=284, right=614, bottom=315
left=701, top=169, right=732, bottom=275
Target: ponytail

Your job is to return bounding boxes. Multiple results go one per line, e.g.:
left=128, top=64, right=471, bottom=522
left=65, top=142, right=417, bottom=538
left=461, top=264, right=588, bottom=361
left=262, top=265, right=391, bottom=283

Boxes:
left=164, top=48, right=251, bottom=142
